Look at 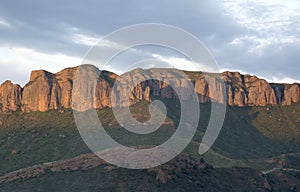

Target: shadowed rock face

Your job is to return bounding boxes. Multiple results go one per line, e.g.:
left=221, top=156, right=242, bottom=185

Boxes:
left=282, top=84, right=300, bottom=105
left=0, top=66, right=299, bottom=112
left=223, top=72, right=278, bottom=106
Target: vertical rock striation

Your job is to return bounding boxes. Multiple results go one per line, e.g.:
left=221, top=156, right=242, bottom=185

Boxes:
left=222, top=72, right=300, bottom=106
left=0, top=80, right=22, bottom=112
left=0, top=66, right=299, bottom=113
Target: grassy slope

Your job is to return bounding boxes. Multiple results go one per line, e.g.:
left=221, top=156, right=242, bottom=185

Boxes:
left=0, top=101, right=299, bottom=174
left=0, top=101, right=299, bottom=191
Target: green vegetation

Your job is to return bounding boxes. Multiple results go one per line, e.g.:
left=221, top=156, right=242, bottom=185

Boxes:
left=0, top=101, right=299, bottom=190
left=0, top=109, right=90, bottom=174
left=2, top=160, right=299, bottom=192
left=0, top=101, right=299, bottom=173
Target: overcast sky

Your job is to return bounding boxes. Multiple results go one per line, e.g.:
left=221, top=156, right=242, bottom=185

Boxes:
left=0, top=0, right=299, bottom=85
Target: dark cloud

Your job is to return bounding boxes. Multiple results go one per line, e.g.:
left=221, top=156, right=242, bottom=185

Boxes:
left=0, top=0, right=245, bottom=51
left=0, top=0, right=299, bottom=84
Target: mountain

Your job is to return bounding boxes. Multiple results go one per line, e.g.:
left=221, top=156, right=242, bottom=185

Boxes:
left=0, top=66, right=299, bottom=190
left=0, top=65, right=299, bottom=113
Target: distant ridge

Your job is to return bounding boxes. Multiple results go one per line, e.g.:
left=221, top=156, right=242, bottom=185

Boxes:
left=0, top=65, right=299, bottom=113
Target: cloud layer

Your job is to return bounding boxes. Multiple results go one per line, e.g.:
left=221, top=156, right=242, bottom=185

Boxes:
left=0, top=0, right=299, bottom=85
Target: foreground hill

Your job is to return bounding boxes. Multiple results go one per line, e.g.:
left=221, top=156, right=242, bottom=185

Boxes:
left=1, top=152, right=300, bottom=192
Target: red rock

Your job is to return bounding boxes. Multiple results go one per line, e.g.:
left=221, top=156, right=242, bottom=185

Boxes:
left=0, top=67, right=299, bottom=113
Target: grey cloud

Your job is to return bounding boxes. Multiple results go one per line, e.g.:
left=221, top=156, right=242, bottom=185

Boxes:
left=0, top=0, right=246, bottom=52
left=215, top=39, right=300, bottom=82
left=0, top=0, right=299, bottom=83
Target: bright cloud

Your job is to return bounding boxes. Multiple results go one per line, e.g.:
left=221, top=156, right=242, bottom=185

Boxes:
left=72, top=33, right=100, bottom=46
left=72, top=32, right=125, bottom=49
left=262, top=73, right=300, bottom=84
left=152, top=54, right=218, bottom=72
left=0, top=17, right=11, bottom=28
left=0, top=46, right=81, bottom=85
left=0, top=1, right=299, bottom=84
left=221, top=0, right=300, bottom=54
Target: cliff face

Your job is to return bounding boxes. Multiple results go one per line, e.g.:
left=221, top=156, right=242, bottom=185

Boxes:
left=21, top=65, right=117, bottom=112
left=22, top=70, right=58, bottom=112
left=0, top=80, right=22, bottom=112
left=222, top=72, right=300, bottom=107
left=0, top=66, right=299, bottom=113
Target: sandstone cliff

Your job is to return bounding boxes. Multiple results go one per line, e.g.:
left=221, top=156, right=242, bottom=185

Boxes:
left=0, top=66, right=299, bottom=112
left=222, top=71, right=300, bottom=107
left=0, top=80, right=22, bottom=112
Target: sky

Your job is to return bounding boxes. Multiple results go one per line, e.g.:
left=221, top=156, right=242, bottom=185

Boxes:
left=0, top=0, right=299, bottom=86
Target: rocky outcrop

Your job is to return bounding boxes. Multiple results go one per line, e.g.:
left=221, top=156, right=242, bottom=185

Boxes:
left=0, top=66, right=299, bottom=113
left=282, top=84, right=300, bottom=105
left=223, top=72, right=279, bottom=106
left=223, top=72, right=300, bottom=106
left=0, top=81, right=22, bottom=112
left=72, top=66, right=115, bottom=111
left=110, top=68, right=197, bottom=107
left=22, top=70, right=59, bottom=112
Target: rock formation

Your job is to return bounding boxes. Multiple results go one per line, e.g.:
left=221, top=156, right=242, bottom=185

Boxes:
left=222, top=72, right=300, bottom=107
left=0, top=80, right=22, bottom=112
left=0, top=65, right=299, bottom=113
left=22, top=70, right=58, bottom=112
